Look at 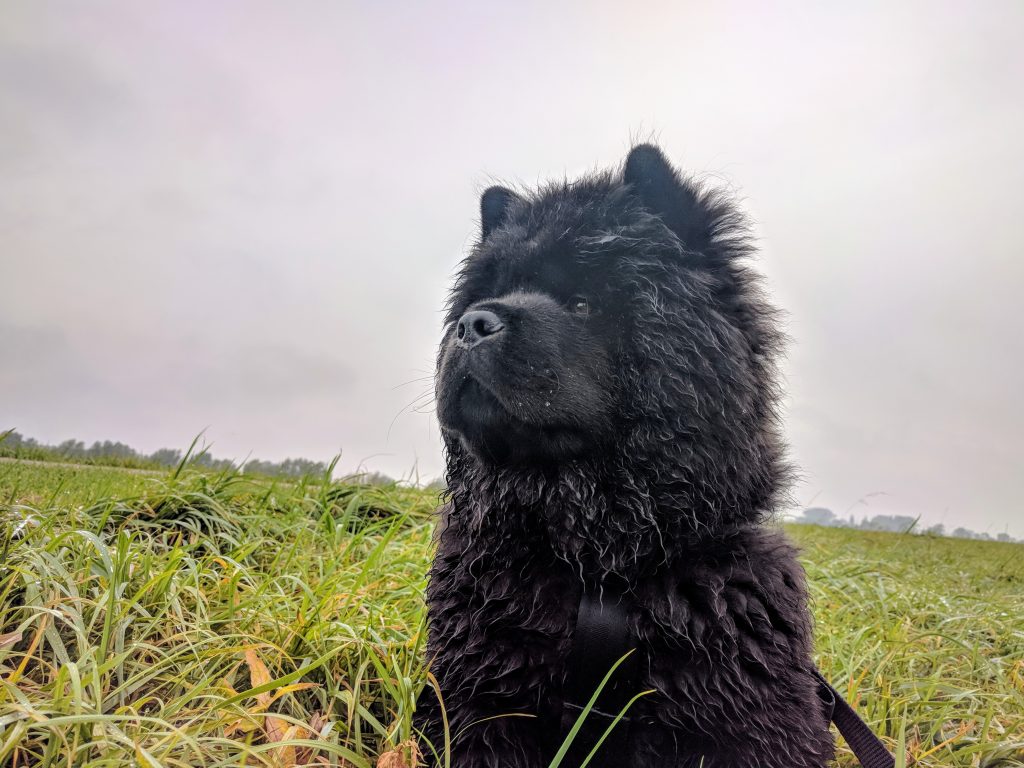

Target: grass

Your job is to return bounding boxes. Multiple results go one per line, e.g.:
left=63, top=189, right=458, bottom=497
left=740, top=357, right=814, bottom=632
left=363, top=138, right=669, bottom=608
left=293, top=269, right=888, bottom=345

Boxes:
left=1, top=460, right=1022, bottom=767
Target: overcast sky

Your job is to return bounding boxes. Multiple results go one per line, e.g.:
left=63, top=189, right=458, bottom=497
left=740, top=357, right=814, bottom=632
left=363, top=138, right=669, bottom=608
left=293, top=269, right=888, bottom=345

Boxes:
left=2, top=1, right=1022, bottom=536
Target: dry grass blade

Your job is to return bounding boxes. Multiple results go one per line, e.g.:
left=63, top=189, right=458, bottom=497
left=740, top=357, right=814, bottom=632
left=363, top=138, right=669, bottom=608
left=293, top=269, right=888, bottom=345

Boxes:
left=377, top=739, right=421, bottom=768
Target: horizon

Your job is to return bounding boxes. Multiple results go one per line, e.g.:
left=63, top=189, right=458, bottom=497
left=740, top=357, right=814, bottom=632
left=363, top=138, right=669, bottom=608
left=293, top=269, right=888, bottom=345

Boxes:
left=4, top=426, right=1020, bottom=541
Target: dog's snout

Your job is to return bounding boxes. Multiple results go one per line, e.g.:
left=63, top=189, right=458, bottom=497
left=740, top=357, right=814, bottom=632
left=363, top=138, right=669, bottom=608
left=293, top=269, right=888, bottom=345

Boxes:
left=456, top=309, right=504, bottom=348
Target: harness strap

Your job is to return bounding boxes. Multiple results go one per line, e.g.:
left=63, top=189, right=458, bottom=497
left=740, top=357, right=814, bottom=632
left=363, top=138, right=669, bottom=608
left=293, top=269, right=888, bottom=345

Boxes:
left=562, top=589, right=896, bottom=768
left=558, top=582, right=638, bottom=767
left=814, top=670, right=896, bottom=768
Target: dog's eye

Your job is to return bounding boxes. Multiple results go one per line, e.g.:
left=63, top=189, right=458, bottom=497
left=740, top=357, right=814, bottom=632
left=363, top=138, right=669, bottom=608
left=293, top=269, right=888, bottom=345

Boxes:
left=568, top=295, right=590, bottom=315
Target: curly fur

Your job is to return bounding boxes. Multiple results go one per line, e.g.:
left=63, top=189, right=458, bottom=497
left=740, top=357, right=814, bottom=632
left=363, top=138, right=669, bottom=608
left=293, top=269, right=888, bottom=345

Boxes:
left=415, top=145, right=834, bottom=767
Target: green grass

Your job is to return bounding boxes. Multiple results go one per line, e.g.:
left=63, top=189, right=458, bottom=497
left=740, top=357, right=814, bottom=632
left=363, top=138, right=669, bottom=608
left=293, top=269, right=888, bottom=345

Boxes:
left=0, top=461, right=163, bottom=508
left=798, top=525, right=1024, bottom=766
left=1, top=460, right=1022, bottom=767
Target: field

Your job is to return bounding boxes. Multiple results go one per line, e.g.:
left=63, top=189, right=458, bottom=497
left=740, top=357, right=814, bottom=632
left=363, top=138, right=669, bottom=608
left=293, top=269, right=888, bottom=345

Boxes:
left=1, top=460, right=1022, bottom=767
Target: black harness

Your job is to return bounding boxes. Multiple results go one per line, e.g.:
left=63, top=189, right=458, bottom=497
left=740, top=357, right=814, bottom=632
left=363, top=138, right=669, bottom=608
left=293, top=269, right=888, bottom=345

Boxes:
left=557, top=583, right=638, bottom=767
left=559, top=586, right=896, bottom=768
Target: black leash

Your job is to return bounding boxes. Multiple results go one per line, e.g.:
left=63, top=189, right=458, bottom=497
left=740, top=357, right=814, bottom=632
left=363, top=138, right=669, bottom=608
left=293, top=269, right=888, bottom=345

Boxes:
left=560, top=588, right=896, bottom=768
left=814, top=670, right=896, bottom=768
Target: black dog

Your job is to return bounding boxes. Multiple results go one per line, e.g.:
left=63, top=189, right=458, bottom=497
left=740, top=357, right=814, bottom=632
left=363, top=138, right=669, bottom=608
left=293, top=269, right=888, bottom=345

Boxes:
left=416, top=145, right=834, bottom=767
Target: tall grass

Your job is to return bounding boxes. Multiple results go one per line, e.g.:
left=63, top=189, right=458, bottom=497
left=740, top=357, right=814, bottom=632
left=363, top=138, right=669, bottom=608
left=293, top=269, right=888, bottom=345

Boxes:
left=1, top=462, right=434, bottom=767
left=1, top=461, right=1022, bottom=766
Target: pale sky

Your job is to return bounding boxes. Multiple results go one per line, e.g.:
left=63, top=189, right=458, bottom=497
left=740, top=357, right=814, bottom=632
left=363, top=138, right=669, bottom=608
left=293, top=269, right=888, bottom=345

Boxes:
left=2, top=1, right=1022, bottom=536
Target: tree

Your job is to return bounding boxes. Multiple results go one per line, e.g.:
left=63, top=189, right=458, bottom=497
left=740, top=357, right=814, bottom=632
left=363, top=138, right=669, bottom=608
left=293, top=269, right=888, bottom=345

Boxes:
left=57, top=439, right=86, bottom=457
left=1, top=430, right=25, bottom=447
left=149, top=448, right=183, bottom=466
left=799, top=507, right=837, bottom=526
left=860, top=514, right=916, bottom=533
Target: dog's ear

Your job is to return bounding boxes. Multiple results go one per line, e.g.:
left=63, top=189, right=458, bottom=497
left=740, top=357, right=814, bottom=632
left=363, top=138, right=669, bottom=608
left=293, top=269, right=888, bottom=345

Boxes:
left=480, top=186, right=520, bottom=240
left=624, top=144, right=709, bottom=250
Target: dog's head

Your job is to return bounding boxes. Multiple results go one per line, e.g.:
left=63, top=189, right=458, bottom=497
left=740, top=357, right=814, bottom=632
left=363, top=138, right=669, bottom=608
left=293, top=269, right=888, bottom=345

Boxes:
left=437, top=145, right=783, bottom=484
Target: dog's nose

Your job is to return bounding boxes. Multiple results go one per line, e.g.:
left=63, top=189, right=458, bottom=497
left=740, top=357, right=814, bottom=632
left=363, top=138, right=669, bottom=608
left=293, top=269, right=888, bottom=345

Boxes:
left=456, top=309, right=504, bottom=348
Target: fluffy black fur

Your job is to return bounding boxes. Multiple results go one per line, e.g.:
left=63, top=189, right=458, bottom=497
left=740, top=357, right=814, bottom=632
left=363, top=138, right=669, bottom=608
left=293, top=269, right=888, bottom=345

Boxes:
left=416, top=145, right=834, bottom=767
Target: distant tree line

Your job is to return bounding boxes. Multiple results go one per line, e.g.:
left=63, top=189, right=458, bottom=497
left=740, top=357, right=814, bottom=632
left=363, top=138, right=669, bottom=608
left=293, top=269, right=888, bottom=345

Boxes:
left=0, top=429, right=389, bottom=482
left=793, top=506, right=1017, bottom=543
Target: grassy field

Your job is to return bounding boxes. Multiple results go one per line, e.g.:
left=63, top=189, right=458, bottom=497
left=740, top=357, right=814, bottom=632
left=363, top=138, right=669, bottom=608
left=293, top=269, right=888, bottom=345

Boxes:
left=1, top=460, right=1022, bottom=767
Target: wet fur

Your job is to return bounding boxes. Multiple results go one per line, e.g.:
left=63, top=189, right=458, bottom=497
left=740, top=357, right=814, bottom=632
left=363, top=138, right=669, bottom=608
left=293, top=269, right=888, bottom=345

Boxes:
left=415, top=145, right=834, bottom=767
